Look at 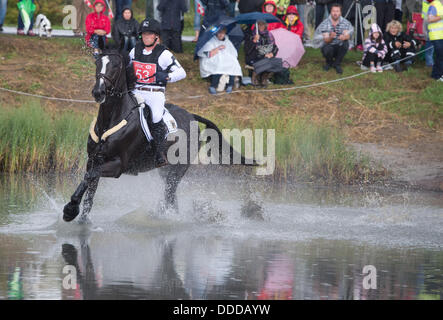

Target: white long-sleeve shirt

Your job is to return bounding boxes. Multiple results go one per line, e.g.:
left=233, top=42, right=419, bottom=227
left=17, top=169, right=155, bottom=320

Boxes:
left=128, top=46, right=186, bottom=89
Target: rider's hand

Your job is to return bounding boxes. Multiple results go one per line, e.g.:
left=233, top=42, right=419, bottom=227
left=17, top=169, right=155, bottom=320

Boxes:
left=156, top=71, right=169, bottom=84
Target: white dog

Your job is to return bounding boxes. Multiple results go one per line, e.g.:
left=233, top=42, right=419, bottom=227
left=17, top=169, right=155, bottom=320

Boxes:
left=35, top=14, right=52, bottom=38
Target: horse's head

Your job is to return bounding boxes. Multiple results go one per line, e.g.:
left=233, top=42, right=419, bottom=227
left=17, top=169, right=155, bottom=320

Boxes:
left=92, top=51, right=127, bottom=104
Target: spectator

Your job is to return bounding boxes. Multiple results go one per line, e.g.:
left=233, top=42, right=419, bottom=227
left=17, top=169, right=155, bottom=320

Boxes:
left=402, top=0, right=421, bottom=22
left=246, top=20, right=279, bottom=86
left=0, top=0, right=8, bottom=32
left=73, top=0, right=91, bottom=37
left=193, top=0, right=204, bottom=41
left=395, top=0, right=403, bottom=21
left=422, top=0, right=434, bottom=67
left=258, top=1, right=284, bottom=31
left=315, top=0, right=334, bottom=29
left=373, top=0, right=395, bottom=33
left=384, top=20, right=417, bottom=72
left=275, top=0, right=290, bottom=18
left=238, top=0, right=265, bottom=13
left=228, top=0, right=239, bottom=16
left=112, top=6, right=139, bottom=52
left=85, top=0, right=111, bottom=57
left=114, top=0, right=133, bottom=21
left=197, top=27, right=243, bottom=94
left=290, top=0, right=307, bottom=39
left=201, top=0, right=230, bottom=27
left=17, top=0, right=36, bottom=36
left=361, top=23, right=388, bottom=73
left=283, top=5, right=304, bottom=38
left=426, top=0, right=443, bottom=81
left=313, top=3, right=353, bottom=74
left=157, top=0, right=188, bottom=53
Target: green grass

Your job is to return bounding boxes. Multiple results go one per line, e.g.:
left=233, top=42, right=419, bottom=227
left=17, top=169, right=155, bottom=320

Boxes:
left=199, top=109, right=374, bottom=184
left=0, top=100, right=89, bottom=173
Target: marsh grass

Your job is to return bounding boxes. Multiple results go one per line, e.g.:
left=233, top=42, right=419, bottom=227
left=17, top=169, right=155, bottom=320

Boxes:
left=0, top=100, right=89, bottom=173
left=199, top=109, right=373, bottom=183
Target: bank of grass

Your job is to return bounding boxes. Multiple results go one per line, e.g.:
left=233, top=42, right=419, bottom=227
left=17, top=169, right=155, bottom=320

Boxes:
left=0, top=100, right=375, bottom=183
left=0, top=100, right=89, bottom=173
left=200, top=109, right=376, bottom=184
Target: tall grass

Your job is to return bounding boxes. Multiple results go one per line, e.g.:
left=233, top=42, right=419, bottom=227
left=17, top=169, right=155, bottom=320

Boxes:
left=199, top=109, right=373, bottom=184
left=0, top=101, right=90, bottom=173
left=252, top=113, right=369, bottom=183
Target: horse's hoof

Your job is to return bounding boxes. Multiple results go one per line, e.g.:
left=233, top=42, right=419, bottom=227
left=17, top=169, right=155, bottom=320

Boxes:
left=63, top=201, right=80, bottom=222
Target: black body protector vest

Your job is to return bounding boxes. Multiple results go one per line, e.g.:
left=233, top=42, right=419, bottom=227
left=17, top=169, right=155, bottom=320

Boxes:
left=133, top=42, right=176, bottom=88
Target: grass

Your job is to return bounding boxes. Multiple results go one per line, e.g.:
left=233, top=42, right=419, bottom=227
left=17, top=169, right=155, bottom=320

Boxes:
left=0, top=100, right=89, bottom=173
left=198, top=108, right=375, bottom=184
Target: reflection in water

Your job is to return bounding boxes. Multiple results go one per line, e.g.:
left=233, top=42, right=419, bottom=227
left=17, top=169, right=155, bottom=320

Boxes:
left=0, top=232, right=441, bottom=300
left=0, top=173, right=442, bottom=300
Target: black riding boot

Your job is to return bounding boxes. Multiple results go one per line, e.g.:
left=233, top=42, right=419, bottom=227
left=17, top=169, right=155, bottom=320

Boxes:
left=151, top=121, right=169, bottom=168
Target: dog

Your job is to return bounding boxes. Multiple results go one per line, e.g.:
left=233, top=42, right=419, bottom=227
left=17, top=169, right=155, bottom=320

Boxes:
left=35, top=14, right=52, bottom=38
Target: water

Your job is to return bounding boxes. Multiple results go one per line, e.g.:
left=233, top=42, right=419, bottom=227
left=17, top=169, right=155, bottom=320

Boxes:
left=0, top=171, right=442, bottom=300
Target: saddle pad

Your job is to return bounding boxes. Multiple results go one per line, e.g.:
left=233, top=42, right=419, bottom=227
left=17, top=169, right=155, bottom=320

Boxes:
left=138, top=105, right=178, bottom=142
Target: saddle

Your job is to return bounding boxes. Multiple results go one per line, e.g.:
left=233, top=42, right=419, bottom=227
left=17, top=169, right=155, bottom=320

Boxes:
left=134, top=93, right=178, bottom=142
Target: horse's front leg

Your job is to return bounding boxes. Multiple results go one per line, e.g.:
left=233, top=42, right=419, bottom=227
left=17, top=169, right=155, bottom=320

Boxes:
left=77, top=176, right=100, bottom=225
left=63, top=158, right=102, bottom=222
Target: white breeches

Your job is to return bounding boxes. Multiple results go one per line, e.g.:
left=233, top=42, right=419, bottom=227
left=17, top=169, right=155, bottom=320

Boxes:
left=133, top=89, right=165, bottom=124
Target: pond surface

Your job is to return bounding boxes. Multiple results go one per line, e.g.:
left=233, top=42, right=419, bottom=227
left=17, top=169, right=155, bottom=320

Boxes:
left=0, top=171, right=442, bottom=300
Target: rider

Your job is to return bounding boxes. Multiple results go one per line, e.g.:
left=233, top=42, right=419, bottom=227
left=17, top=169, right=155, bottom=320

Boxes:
left=127, top=18, right=186, bottom=167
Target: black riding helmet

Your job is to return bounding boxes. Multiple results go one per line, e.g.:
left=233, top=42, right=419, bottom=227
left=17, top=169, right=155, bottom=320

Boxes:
left=139, top=18, right=161, bottom=37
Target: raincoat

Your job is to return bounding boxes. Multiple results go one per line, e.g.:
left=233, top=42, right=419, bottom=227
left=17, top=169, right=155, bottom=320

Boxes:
left=197, top=34, right=243, bottom=78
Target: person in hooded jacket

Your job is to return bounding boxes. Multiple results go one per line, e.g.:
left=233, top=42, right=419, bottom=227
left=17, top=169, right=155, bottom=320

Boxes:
left=85, top=0, right=111, bottom=57
left=112, top=6, right=139, bottom=52
left=361, top=23, right=388, bottom=72
left=283, top=5, right=304, bottom=38
left=259, top=1, right=285, bottom=30
left=157, top=0, right=188, bottom=53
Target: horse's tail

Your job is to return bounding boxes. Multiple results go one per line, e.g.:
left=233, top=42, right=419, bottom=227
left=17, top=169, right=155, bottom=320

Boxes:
left=192, top=114, right=257, bottom=166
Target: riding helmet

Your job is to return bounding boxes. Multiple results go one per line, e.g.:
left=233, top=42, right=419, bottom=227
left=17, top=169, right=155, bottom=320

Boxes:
left=139, top=18, right=161, bottom=36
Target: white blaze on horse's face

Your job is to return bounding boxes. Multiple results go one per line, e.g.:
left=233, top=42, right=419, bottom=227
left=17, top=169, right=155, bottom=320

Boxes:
left=98, top=56, right=110, bottom=104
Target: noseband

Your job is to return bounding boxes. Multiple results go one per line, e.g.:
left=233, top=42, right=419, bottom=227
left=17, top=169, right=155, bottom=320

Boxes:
left=96, top=53, right=126, bottom=98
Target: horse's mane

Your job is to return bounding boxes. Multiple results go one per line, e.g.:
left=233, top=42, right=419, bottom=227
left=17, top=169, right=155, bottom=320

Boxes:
left=101, top=45, right=130, bottom=69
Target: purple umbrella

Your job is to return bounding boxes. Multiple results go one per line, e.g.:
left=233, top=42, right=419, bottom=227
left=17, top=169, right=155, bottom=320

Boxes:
left=270, top=28, right=305, bottom=68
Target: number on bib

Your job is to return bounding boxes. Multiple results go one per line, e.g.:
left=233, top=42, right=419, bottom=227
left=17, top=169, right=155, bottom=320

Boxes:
left=133, top=61, right=157, bottom=84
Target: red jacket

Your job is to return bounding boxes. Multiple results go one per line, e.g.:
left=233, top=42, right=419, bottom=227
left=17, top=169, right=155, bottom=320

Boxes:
left=85, top=0, right=111, bottom=44
left=283, top=6, right=304, bottom=38
left=252, top=1, right=284, bottom=32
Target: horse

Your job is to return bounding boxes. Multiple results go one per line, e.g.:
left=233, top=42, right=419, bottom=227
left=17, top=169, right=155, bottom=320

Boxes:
left=63, top=49, right=253, bottom=223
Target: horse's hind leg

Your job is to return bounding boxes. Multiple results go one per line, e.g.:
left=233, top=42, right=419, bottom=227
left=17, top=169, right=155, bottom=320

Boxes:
left=161, top=165, right=189, bottom=212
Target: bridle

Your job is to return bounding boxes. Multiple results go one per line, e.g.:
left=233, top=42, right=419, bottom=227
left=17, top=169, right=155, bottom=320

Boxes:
left=96, top=53, right=127, bottom=98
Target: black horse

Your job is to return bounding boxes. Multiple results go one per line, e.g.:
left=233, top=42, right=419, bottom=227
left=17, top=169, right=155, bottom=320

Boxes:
left=63, top=49, right=252, bottom=223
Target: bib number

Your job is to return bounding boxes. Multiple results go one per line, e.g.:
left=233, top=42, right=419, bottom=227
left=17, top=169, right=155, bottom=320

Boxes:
left=133, top=61, right=157, bottom=84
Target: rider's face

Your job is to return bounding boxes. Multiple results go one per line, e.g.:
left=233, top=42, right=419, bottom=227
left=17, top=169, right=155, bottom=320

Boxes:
left=142, top=32, right=157, bottom=46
